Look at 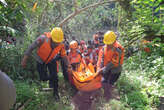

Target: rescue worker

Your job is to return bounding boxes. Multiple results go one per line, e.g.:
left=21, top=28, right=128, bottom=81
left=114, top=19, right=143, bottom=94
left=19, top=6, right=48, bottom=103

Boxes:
left=21, top=27, right=71, bottom=99
left=98, top=32, right=104, bottom=48
left=87, top=40, right=93, bottom=47
left=79, top=40, right=87, bottom=54
left=92, top=32, right=104, bottom=69
left=0, top=70, right=16, bottom=110
left=93, top=31, right=104, bottom=48
left=97, top=31, right=124, bottom=85
left=84, top=45, right=98, bottom=72
left=93, top=34, right=99, bottom=48
left=67, top=40, right=84, bottom=85
left=83, top=45, right=94, bottom=65
left=67, top=40, right=82, bottom=71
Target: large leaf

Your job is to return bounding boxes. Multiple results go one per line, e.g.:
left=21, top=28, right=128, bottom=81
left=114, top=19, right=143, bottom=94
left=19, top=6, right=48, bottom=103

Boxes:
left=0, top=26, right=19, bottom=36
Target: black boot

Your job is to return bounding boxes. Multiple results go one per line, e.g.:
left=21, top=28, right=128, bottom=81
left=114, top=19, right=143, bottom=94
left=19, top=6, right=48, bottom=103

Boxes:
left=37, top=62, right=49, bottom=81
left=53, top=89, right=60, bottom=101
left=49, top=80, right=54, bottom=88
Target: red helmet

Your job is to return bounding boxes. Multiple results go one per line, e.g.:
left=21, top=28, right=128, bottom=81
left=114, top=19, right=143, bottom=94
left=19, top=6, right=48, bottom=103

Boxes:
left=80, top=40, right=85, bottom=45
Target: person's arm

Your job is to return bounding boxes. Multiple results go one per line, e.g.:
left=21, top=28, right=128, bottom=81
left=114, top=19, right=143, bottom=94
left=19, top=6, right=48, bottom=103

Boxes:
left=60, top=46, right=72, bottom=71
left=97, top=49, right=103, bottom=72
left=21, top=55, right=29, bottom=68
left=62, top=56, right=72, bottom=74
left=111, top=47, right=124, bottom=67
left=21, top=35, right=45, bottom=68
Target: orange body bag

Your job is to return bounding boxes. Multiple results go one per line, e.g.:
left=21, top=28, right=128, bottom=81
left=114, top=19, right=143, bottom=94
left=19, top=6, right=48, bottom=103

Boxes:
left=71, top=63, right=102, bottom=92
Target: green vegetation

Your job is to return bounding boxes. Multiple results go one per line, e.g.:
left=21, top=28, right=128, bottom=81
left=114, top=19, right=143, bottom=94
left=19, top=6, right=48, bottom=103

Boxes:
left=117, top=38, right=164, bottom=110
left=11, top=76, right=74, bottom=110
left=0, top=0, right=163, bottom=110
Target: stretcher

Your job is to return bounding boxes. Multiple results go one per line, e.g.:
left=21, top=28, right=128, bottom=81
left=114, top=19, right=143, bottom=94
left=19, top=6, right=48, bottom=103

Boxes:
left=70, top=63, right=102, bottom=92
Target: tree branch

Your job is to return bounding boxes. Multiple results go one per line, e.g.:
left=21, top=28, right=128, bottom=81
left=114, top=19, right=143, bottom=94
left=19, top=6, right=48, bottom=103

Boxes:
left=58, top=0, right=117, bottom=27
left=38, top=2, right=49, bottom=26
left=53, top=4, right=62, bottom=26
left=124, top=35, right=144, bottom=49
left=73, top=0, right=78, bottom=12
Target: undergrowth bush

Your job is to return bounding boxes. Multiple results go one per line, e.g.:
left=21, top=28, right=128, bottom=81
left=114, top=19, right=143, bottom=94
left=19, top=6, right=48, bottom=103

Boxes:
left=117, top=39, right=163, bottom=109
left=109, top=99, right=130, bottom=110
left=12, top=81, right=41, bottom=110
left=11, top=80, right=73, bottom=110
left=0, top=43, right=38, bottom=80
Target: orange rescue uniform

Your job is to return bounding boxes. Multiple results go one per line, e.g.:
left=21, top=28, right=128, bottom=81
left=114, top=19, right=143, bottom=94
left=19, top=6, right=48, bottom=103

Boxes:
left=97, top=41, right=124, bottom=71
left=68, top=51, right=82, bottom=64
left=37, top=32, right=66, bottom=64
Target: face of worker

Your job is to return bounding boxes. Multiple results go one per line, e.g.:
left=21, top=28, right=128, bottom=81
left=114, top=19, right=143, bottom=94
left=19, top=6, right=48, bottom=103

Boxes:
left=107, top=41, right=116, bottom=48
left=51, top=38, right=61, bottom=46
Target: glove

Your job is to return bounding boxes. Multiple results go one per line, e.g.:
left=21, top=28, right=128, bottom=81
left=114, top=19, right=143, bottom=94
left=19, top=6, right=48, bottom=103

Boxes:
left=97, top=67, right=105, bottom=75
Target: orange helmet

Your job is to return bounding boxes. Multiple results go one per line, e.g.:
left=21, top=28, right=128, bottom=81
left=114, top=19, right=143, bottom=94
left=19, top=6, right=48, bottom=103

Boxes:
left=70, top=40, right=78, bottom=49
